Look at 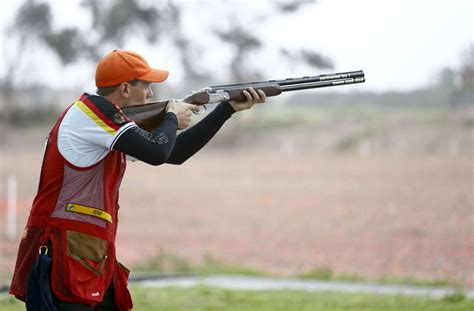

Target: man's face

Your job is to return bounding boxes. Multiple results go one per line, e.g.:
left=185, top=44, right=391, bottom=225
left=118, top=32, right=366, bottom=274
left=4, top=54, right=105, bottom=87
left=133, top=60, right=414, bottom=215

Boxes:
left=126, top=81, right=154, bottom=106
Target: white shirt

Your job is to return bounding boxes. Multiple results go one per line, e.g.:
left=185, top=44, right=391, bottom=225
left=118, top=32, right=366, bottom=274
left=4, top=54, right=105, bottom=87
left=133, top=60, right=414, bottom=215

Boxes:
left=57, top=94, right=136, bottom=168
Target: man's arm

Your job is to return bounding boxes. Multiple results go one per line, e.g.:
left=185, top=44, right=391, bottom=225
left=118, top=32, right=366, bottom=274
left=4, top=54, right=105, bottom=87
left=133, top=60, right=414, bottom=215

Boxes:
left=167, top=88, right=266, bottom=164
left=113, top=100, right=198, bottom=165
left=166, top=102, right=235, bottom=164
left=112, top=112, right=178, bottom=165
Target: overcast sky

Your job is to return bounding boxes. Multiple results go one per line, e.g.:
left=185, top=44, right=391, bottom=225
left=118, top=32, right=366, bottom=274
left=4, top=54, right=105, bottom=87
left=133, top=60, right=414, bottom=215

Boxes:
left=0, top=0, right=472, bottom=93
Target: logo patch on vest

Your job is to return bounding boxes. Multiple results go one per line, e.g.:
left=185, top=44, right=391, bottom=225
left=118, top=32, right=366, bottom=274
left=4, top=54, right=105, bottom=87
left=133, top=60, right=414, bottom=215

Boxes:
left=113, top=112, right=127, bottom=125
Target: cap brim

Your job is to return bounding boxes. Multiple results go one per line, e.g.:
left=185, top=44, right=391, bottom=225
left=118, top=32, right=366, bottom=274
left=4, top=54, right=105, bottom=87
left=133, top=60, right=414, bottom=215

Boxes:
left=138, top=68, right=169, bottom=83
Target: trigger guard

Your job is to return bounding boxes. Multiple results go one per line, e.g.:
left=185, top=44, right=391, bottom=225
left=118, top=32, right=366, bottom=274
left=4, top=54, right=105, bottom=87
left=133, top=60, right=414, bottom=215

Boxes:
left=194, top=105, right=207, bottom=115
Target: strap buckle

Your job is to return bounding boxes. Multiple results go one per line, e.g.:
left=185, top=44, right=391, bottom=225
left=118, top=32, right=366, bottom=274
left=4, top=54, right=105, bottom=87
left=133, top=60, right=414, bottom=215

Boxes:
left=39, top=245, right=49, bottom=255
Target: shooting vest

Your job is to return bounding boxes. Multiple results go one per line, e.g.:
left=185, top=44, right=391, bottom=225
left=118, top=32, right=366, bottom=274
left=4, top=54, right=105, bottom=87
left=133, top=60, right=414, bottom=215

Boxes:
left=10, top=103, right=133, bottom=309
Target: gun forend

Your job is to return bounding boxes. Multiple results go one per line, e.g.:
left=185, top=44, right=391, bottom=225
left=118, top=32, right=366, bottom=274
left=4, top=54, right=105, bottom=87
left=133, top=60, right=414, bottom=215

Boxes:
left=223, top=84, right=283, bottom=102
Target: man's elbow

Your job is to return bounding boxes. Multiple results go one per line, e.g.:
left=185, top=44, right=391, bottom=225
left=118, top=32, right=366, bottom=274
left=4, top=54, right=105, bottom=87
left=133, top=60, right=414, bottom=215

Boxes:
left=166, top=156, right=187, bottom=165
left=148, top=159, right=166, bottom=166
left=147, top=151, right=172, bottom=166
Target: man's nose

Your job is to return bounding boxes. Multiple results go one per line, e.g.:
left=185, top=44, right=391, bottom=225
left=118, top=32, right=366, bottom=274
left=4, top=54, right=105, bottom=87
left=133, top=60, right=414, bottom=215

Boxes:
left=147, top=87, right=154, bottom=99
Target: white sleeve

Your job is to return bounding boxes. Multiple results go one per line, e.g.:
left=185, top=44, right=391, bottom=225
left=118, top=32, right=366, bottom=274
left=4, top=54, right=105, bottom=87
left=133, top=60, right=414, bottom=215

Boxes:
left=57, top=99, right=136, bottom=167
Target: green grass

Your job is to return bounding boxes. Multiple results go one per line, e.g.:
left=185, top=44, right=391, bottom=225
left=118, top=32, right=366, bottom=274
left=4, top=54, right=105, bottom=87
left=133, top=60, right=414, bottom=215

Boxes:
left=2, top=286, right=472, bottom=311
left=298, top=266, right=366, bottom=283
left=134, top=252, right=463, bottom=289
left=133, top=252, right=269, bottom=277
left=129, top=286, right=474, bottom=311
left=377, top=276, right=462, bottom=288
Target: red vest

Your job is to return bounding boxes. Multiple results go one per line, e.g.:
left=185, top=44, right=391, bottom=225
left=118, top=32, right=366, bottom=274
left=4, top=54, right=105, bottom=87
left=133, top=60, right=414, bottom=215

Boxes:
left=10, top=105, right=133, bottom=310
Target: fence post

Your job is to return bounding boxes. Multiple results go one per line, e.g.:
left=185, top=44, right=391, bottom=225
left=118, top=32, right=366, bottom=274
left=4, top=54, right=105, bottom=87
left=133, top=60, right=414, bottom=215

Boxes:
left=6, top=175, right=17, bottom=240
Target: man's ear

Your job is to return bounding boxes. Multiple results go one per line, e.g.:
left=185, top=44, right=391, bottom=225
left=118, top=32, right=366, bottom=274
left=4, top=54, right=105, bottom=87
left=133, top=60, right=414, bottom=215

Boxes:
left=118, top=82, right=130, bottom=98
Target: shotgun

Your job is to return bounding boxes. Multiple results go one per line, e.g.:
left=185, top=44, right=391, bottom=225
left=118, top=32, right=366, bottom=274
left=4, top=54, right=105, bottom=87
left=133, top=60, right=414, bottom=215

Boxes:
left=122, top=70, right=365, bottom=131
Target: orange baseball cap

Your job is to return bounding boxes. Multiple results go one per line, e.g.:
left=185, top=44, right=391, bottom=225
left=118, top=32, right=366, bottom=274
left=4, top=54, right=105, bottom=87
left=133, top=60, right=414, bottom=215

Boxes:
left=95, top=50, right=169, bottom=87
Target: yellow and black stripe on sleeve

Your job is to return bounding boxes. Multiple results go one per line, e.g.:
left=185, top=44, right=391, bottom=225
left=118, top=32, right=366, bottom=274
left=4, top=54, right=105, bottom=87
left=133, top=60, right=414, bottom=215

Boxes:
left=76, top=93, right=132, bottom=135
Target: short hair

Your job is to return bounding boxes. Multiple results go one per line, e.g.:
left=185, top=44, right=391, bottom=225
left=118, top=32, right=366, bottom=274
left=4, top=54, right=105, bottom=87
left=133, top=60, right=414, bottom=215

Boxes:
left=96, top=80, right=139, bottom=96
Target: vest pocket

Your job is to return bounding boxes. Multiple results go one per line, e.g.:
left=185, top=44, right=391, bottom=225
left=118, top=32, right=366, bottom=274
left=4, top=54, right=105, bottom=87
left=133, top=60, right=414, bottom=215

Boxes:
left=64, top=230, right=110, bottom=303
left=113, top=261, right=133, bottom=310
left=67, top=231, right=107, bottom=275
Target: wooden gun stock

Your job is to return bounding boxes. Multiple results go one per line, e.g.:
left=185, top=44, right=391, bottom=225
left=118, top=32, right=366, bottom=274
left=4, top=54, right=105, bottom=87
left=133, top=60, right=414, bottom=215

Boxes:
left=122, top=100, right=168, bottom=132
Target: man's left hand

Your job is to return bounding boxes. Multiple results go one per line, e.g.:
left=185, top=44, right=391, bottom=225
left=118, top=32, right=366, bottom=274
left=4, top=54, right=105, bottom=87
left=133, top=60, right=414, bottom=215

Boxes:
left=229, top=87, right=266, bottom=112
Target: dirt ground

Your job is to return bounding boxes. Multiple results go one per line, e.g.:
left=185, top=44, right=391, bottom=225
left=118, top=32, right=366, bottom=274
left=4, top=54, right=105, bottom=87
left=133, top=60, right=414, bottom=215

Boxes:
left=0, top=141, right=473, bottom=287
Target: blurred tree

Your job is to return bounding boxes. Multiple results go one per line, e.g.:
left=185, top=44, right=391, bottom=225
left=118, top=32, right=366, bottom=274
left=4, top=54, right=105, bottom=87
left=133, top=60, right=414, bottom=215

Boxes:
left=215, top=27, right=262, bottom=82
left=213, top=0, right=330, bottom=83
left=2, top=0, right=51, bottom=90
left=81, top=0, right=161, bottom=53
left=166, top=1, right=210, bottom=86
left=276, top=0, right=316, bottom=13
left=458, top=45, right=474, bottom=94
left=3, top=0, right=331, bottom=91
left=434, top=67, right=457, bottom=105
left=0, top=0, right=53, bottom=133
left=437, top=67, right=456, bottom=90
left=281, top=48, right=333, bottom=70
left=14, top=0, right=51, bottom=35
left=44, top=28, right=85, bottom=64
left=439, top=45, right=474, bottom=106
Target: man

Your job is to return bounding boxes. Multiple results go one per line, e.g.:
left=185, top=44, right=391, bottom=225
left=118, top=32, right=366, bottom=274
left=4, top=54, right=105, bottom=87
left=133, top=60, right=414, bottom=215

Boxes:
left=9, top=50, right=266, bottom=310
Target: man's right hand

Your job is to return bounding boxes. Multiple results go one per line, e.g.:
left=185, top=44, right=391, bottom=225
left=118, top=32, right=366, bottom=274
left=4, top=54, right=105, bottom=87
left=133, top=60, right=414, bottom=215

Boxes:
left=166, top=99, right=199, bottom=129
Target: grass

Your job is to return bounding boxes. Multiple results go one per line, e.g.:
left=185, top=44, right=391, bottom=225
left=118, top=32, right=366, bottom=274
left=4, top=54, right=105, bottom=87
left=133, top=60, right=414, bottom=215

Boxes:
left=298, top=266, right=366, bottom=283
left=133, top=252, right=269, bottom=277
left=4, top=252, right=466, bottom=310
left=129, top=286, right=474, bottom=311
left=2, top=286, right=473, bottom=311
left=134, top=252, right=463, bottom=289
left=1, top=252, right=469, bottom=310
left=377, top=276, right=462, bottom=288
